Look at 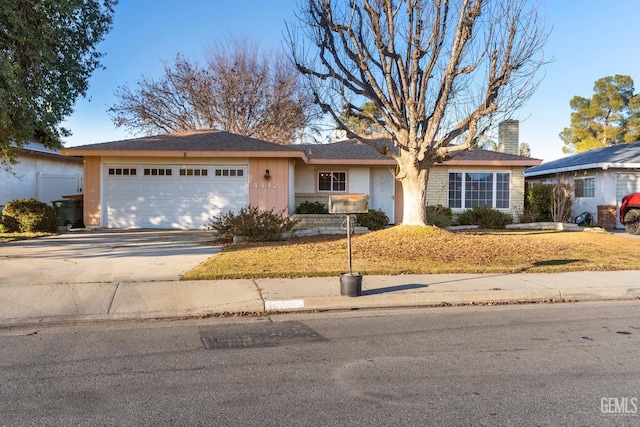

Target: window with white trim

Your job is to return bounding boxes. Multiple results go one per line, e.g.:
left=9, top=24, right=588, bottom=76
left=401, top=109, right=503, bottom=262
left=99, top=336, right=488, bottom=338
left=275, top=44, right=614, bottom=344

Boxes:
left=448, top=172, right=511, bottom=209
left=574, top=177, right=595, bottom=198
left=318, top=171, right=346, bottom=192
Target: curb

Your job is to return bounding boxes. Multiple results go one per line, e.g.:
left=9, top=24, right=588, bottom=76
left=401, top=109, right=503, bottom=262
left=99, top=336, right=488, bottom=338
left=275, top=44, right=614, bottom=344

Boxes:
left=559, top=287, right=640, bottom=301
left=264, top=289, right=564, bottom=312
left=2, top=285, right=640, bottom=329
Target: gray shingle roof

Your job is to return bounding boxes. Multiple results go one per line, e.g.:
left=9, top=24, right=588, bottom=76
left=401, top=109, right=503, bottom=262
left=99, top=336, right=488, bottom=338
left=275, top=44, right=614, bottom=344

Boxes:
left=448, top=148, right=537, bottom=162
left=66, top=129, right=302, bottom=152
left=299, top=139, right=392, bottom=160
left=62, top=130, right=537, bottom=164
left=525, top=141, right=640, bottom=176
left=299, top=139, right=537, bottom=162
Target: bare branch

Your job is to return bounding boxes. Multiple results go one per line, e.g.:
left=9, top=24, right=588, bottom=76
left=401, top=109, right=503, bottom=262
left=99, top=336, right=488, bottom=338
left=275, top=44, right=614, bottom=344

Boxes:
left=287, top=0, right=548, bottom=224
left=109, top=40, right=320, bottom=144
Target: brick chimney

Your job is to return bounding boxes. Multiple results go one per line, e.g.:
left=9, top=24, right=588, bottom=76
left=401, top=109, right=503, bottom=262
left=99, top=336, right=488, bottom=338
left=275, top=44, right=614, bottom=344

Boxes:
left=498, top=119, right=519, bottom=155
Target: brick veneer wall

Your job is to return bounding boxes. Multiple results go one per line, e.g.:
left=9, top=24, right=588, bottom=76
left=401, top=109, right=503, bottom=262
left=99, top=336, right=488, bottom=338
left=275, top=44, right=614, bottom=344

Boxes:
left=597, top=205, right=617, bottom=229
left=294, top=193, right=329, bottom=208
left=498, top=119, right=519, bottom=155
left=290, top=213, right=349, bottom=228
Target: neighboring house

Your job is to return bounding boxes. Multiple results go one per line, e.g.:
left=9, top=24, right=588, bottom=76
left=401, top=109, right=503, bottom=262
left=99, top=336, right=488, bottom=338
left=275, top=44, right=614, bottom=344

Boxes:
left=524, top=141, right=640, bottom=229
left=60, top=120, right=539, bottom=229
left=0, top=141, right=83, bottom=209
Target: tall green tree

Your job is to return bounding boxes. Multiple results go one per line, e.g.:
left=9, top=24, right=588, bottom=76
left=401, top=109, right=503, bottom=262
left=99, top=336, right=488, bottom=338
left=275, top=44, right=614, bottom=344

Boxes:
left=0, top=0, right=117, bottom=162
left=339, top=102, right=386, bottom=137
left=560, top=75, right=640, bottom=154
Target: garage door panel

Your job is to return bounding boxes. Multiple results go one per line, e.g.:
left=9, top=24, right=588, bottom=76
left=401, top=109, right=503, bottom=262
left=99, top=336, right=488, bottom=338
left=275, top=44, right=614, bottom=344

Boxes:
left=141, top=181, right=177, bottom=195
left=616, top=173, right=640, bottom=228
left=106, top=180, right=139, bottom=195
left=104, top=165, right=248, bottom=229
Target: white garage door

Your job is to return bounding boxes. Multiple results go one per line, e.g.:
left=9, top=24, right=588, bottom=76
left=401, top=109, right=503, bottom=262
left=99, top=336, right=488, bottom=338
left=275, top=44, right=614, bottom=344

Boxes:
left=104, top=165, right=248, bottom=229
left=616, top=173, right=640, bottom=228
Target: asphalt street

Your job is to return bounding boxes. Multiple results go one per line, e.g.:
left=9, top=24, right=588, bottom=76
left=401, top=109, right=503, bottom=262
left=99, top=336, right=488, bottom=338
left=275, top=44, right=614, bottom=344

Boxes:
left=1, top=302, right=638, bottom=426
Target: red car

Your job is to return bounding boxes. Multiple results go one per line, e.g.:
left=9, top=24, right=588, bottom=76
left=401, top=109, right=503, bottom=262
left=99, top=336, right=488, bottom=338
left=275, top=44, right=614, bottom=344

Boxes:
left=620, top=193, right=640, bottom=234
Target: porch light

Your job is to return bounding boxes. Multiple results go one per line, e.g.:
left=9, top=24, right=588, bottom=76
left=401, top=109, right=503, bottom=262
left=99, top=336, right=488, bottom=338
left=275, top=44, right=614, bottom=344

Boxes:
left=264, top=169, right=271, bottom=180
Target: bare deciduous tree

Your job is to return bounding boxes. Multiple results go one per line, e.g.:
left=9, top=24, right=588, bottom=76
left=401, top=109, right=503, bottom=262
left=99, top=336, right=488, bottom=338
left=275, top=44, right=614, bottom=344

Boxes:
left=551, top=174, right=573, bottom=223
left=288, top=0, right=548, bottom=225
left=109, top=39, right=319, bottom=144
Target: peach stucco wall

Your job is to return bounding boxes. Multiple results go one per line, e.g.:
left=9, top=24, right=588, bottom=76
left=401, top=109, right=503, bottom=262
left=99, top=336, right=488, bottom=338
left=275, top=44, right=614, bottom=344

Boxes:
left=80, top=156, right=292, bottom=228
left=248, top=158, right=291, bottom=214
left=83, top=156, right=101, bottom=227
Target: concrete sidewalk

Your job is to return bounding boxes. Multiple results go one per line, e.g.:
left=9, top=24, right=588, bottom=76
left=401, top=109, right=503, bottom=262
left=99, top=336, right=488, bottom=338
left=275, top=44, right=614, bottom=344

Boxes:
left=1, top=271, right=639, bottom=327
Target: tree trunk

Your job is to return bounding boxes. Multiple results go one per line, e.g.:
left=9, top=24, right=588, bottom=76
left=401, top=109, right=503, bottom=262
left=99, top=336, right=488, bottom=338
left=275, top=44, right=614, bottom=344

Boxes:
left=396, top=152, right=429, bottom=226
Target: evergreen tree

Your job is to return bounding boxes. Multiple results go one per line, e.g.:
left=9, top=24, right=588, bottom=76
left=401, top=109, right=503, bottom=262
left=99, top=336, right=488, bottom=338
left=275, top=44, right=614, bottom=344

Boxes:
left=560, top=75, right=640, bottom=154
left=0, top=0, right=117, bottom=162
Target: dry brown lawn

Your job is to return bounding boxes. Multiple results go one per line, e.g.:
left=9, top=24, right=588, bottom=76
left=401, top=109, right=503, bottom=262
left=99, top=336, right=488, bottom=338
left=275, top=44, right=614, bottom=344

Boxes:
left=0, top=232, right=50, bottom=243
left=182, top=225, right=640, bottom=280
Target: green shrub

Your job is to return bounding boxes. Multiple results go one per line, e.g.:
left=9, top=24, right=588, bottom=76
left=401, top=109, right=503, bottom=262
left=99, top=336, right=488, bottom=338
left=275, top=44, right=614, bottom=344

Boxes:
left=526, top=184, right=554, bottom=222
left=1, top=199, right=59, bottom=233
left=355, top=209, right=389, bottom=230
left=206, top=205, right=299, bottom=241
left=425, top=204, right=453, bottom=227
left=295, top=201, right=328, bottom=214
left=456, top=205, right=513, bottom=229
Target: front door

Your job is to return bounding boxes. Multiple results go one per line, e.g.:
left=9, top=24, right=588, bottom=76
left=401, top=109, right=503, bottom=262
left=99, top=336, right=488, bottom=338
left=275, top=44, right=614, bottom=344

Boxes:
left=371, top=169, right=395, bottom=223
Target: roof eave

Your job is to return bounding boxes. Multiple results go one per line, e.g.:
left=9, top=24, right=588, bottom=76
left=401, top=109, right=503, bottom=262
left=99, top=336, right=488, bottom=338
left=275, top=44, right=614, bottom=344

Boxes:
left=21, top=148, right=83, bottom=163
left=442, top=159, right=543, bottom=167
left=525, top=162, right=640, bottom=177
left=60, top=148, right=309, bottom=162
left=306, top=158, right=396, bottom=165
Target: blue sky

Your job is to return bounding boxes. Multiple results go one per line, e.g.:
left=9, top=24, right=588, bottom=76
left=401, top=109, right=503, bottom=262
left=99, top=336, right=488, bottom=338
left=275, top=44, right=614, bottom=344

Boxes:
left=62, top=1, right=640, bottom=163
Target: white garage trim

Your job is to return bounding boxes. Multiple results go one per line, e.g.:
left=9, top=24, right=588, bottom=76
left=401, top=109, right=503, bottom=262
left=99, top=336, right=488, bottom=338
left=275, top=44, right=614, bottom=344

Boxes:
left=102, top=164, right=248, bottom=229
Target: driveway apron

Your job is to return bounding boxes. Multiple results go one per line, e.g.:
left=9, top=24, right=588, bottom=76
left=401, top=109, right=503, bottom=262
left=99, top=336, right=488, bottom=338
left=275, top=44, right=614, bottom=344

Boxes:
left=0, top=230, right=220, bottom=285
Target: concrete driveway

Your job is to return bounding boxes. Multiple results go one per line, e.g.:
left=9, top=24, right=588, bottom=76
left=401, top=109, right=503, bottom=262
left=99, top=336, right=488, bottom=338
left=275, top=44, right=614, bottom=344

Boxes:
left=0, top=230, right=220, bottom=285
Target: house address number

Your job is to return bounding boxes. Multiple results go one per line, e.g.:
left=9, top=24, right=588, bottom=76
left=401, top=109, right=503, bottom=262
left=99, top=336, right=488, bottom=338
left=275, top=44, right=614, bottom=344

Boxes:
left=253, top=182, right=279, bottom=189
